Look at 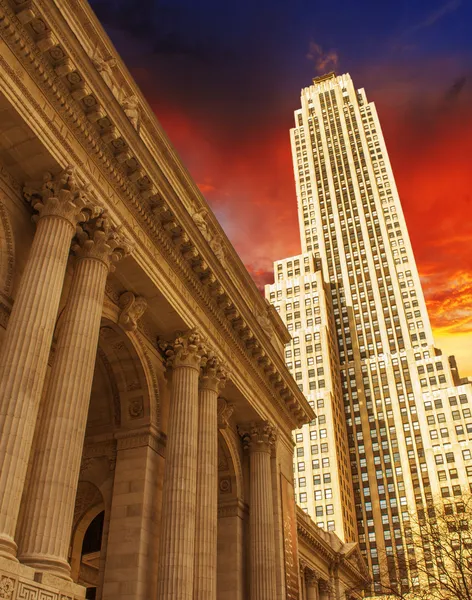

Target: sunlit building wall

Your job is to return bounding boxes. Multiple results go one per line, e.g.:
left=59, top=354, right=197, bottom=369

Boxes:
left=266, top=72, right=472, bottom=595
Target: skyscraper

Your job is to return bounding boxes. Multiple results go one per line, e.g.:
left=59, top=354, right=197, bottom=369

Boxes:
left=265, top=72, right=472, bottom=595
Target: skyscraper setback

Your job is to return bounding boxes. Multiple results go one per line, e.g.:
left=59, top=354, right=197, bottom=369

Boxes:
left=265, top=72, right=472, bottom=594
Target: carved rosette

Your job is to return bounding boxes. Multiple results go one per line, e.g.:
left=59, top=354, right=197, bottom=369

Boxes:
left=200, top=354, right=227, bottom=393
left=164, top=329, right=207, bottom=370
left=0, top=576, right=15, bottom=599
left=118, top=291, right=147, bottom=331
left=239, top=420, right=277, bottom=454
left=217, top=397, right=234, bottom=429
left=23, top=166, right=98, bottom=227
left=72, top=210, right=132, bottom=270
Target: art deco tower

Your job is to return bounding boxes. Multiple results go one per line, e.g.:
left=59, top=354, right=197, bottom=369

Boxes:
left=266, top=72, right=472, bottom=595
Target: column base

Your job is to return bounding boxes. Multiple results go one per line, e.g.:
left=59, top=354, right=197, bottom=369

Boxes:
left=0, top=534, right=18, bottom=561
left=0, top=556, right=85, bottom=599
left=19, top=553, right=72, bottom=581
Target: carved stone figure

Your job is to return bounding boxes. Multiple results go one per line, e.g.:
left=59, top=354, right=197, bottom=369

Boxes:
left=192, top=208, right=211, bottom=241
left=122, top=95, right=140, bottom=131
left=209, top=233, right=225, bottom=262
left=91, top=50, right=119, bottom=98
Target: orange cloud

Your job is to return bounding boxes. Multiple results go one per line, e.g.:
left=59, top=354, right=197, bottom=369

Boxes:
left=151, top=65, right=472, bottom=375
left=306, top=42, right=339, bottom=73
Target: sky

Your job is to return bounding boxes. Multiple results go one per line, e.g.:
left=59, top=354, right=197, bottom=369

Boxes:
left=90, top=0, right=472, bottom=376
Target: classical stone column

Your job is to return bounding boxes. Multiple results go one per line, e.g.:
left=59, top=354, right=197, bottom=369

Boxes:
left=240, top=420, right=278, bottom=600
left=0, top=168, right=94, bottom=560
left=157, top=331, right=207, bottom=600
left=193, top=359, right=227, bottom=600
left=17, top=212, right=130, bottom=577
left=306, top=571, right=320, bottom=600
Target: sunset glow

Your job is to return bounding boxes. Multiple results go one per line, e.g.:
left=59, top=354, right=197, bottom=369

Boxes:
left=91, top=0, right=472, bottom=375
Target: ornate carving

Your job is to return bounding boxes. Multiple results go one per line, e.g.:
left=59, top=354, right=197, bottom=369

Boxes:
left=23, top=167, right=98, bottom=227
left=219, top=478, right=231, bottom=494
left=72, top=210, right=132, bottom=270
left=163, top=329, right=207, bottom=370
left=192, top=208, right=210, bottom=241
left=217, top=397, right=234, bottom=429
left=239, top=420, right=277, bottom=453
left=118, top=291, right=147, bottom=331
left=0, top=6, right=312, bottom=431
left=128, top=397, right=144, bottom=419
left=209, top=233, right=225, bottom=262
left=0, top=576, right=15, bottom=599
left=306, top=569, right=320, bottom=587
left=122, top=95, right=140, bottom=131
left=91, top=50, right=119, bottom=99
left=319, top=580, right=333, bottom=594
left=0, top=200, right=14, bottom=296
left=200, top=354, right=227, bottom=393
left=256, top=305, right=274, bottom=340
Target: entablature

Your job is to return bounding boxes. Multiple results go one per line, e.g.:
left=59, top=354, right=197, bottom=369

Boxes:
left=0, top=0, right=314, bottom=431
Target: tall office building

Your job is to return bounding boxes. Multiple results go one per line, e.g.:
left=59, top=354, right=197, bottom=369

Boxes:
left=265, top=72, right=472, bottom=595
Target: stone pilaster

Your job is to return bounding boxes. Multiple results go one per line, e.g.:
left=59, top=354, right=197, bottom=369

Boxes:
left=156, top=331, right=207, bottom=600
left=240, top=420, right=278, bottom=600
left=17, top=212, right=131, bottom=578
left=193, top=357, right=227, bottom=600
left=319, top=580, right=332, bottom=600
left=0, top=168, right=95, bottom=560
left=306, top=571, right=320, bottom=600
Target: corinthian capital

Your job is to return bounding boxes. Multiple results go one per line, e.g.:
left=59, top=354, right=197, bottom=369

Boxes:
left=72, top=211, right=132, bottom=270
left=23, top=166, right=98, bottom=227
left=239, top=420, right=277, bottom=453
left=164, top=329, right=207, bottom=370
left=200, top=354, right=228, bottom=393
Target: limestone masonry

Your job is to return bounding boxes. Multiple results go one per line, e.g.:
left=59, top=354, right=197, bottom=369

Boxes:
left=0, top=2, right=368, bottom=600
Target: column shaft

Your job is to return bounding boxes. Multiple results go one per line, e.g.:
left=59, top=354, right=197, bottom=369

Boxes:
left=194, top=385, right=218, bottom=600
left=307, top=580, right=319, bottom=600
left=17, top=255, right=108, bottom=577
left=0, top=214, right=75, bottom=559
left=250, top=448, right=277, bottom=599
left=157, top=339, right=202, bottom=600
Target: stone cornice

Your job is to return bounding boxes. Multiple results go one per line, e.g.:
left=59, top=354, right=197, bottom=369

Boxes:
left=0, top=0, right=314, bottom=431
left=296, top=507, right=370, bottom=585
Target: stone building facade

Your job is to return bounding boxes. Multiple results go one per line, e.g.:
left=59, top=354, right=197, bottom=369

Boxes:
left=0, top=1, right=369, bottom=599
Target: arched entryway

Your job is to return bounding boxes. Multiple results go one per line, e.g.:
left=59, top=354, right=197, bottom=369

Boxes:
left=217, top=428, right=248, bottom=600
left=69, top=316, right=163, bottom=600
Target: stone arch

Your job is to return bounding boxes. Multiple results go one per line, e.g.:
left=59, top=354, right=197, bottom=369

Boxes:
left=219, top=428, right=245, bottom=503
left=95, top=317, right=160, bottom=430
left=217, top=430, right=247, bottom=600
left=70, top=482, right=105, bottom=582
left=98, top=301, right=161, bottom=429
left=0, top=199, right=14, bottom=297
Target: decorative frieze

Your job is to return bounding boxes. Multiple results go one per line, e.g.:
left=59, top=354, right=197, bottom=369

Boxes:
left=0, top=0, right=312, bottom=431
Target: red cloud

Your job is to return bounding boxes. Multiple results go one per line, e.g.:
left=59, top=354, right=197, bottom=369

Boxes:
left=150, top=62, right=472, bottom=374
